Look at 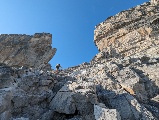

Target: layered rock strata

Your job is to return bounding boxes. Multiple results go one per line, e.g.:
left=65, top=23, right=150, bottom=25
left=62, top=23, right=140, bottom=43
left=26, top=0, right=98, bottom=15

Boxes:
left=0, top=0, right=159, bottom=120
left=94, top=1, right=159, bottom=59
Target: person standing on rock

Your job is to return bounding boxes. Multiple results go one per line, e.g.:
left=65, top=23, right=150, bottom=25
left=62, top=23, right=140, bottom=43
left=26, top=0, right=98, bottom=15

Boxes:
left=55, top=64, right=62, bottom=71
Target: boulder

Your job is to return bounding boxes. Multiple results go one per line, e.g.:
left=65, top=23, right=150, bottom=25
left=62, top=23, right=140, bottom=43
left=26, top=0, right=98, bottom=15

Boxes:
left=50, top=91, right=76, bottom=114
left=117, top=67, right=148, bottom=102
left=0, top=33, right=56, bottom=69
left=94, top=104, right=121, bottom=120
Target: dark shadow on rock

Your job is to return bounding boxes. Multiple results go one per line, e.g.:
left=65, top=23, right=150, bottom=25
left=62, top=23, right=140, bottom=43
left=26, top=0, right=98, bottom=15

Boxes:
left=131, top=67, right=159, bottom=98
left=0, top=63, right=14, bottom=89
left=140, top=56, right=150, bottom=64
left=49, top=74, right=96, bottom=120
left=95, top=84, right=158, bottom=120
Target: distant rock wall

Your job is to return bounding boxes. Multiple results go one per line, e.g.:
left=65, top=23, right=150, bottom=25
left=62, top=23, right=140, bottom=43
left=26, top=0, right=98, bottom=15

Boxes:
left=0, top=33, right=56, bottom=69
left=94, top=1, right=159, bottom=58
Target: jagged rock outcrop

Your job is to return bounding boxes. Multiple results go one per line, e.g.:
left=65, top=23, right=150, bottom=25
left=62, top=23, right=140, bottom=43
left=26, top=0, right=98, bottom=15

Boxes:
left=0, top=33, right=56, bottom=69
left=94, top=1, right=159, bottom=59
left=1, top=57, right=158, bottom=119
left=151, top=0, right=159, bottom=5
left=0, top=0, right=159, bottom=120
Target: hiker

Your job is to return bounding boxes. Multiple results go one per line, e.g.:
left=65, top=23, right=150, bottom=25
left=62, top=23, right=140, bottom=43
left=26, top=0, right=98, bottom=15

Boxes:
left=55, top=64, right=62, bottom=71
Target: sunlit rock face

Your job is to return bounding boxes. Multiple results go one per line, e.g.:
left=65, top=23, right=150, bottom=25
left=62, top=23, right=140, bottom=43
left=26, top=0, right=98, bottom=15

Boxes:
left=94, top=1, right=159, bottom=59
left=0, top=33, right=56, bottom=69
left=151, top=0, right=159, bottom=5
left=0, top=1, right=159, bottom=120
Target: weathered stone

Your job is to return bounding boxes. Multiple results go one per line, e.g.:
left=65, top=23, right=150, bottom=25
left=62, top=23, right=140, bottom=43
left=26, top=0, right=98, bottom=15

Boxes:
left=67, top=117, right=82, bottom=120
left=12, top=117, right=29, bottom=120
left=12, top=95, right=29, bottom=108
left=151, top=0, right=159, bottom=5
left=0, top=64, right=14, bottom=89
left=50, top=91, right=76, bottom=114
left=0, top=88, right=13, bottom=114
left=0, top=1, right=159, bottom=120
left=39, top=80, right=52, bottom=86
left=108, top=94, right=134, bottom=119
left=125, top=94, right=157, bottom=120
left=72, top=93, right=95, bottom=118
left=40, top=110, right=54, bottom=120
left=117, top=67, right=148, bottom=102
left=150, top=95, right=159, bottom=109
left=0, top=33, right=56, bottom=69
left=94, top=1, right=159, bottom=60
left=0, top=110, right=11, bottom=120
left=94, top=104, right=121, bottom=120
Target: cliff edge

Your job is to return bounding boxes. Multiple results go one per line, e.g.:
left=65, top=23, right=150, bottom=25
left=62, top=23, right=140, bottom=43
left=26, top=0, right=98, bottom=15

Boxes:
left=94, top=1, right=159, bottom=59
left=0, top=33, right=56, bottom=69
left=0, top=1, right=159, bottom=120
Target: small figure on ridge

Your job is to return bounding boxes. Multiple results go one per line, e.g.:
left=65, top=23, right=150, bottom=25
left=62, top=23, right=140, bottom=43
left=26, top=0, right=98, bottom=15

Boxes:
left=55, top=64, right=62, bottom=71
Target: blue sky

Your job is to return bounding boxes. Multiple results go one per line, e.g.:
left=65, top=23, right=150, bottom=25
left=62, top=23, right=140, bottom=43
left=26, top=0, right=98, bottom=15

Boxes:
left=0, top=0, right=148, bottom=69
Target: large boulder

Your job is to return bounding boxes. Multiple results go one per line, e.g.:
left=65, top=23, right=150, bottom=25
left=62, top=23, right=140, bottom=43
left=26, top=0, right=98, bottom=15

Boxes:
left=50, top=83, right=76, bottom=114
left=50, top=81, right=97, bottom=120
left=0, top=33, right=56, bottom=69
left=94, top=104, right=121, bottom=120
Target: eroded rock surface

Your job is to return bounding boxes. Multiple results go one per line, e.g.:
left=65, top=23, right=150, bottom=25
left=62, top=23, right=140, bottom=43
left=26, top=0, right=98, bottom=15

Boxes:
left=0, top=33, right=56, bottom=69
left=0, top=1, right=159, bottom=120
left=94, top=1, right=159, bottom=59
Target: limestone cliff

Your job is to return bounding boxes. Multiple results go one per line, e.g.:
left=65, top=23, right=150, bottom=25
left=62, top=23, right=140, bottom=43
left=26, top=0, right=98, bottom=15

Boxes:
left=0, top=33, right=56, bottom=69
left=0, top=1, right=159, bottom=120
left=94, top=1, right=159, bottom=59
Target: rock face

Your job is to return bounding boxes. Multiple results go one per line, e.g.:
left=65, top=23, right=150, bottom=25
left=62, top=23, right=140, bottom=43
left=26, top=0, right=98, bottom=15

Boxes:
left=0, top=33, right=56, bottom=69
left=94, top=104, right=121, bottom=120
left=0, top=1, right=159, bottom=120
left=151, top=0, right=159, bottom=5
left=94, top=1, right=159, bottom=59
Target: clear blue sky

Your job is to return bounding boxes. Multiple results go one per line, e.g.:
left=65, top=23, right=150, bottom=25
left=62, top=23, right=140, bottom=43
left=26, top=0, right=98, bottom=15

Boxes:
left=0, top=0, right=148, bottom=69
